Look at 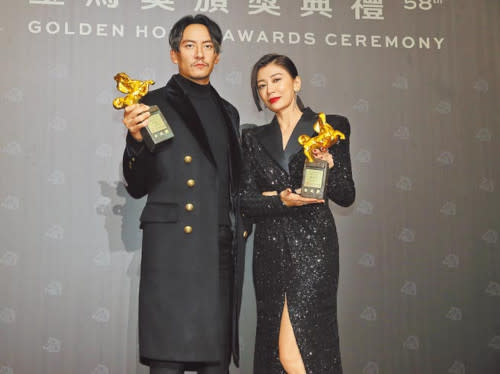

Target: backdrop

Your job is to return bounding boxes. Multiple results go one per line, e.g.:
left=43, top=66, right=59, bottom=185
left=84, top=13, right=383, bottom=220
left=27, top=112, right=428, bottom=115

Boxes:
left=1, top=1, right=499, bottom=373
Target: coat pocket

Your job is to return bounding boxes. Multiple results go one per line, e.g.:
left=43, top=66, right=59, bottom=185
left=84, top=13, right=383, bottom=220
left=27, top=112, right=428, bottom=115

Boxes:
left=140, top=202, right=179, bottom=227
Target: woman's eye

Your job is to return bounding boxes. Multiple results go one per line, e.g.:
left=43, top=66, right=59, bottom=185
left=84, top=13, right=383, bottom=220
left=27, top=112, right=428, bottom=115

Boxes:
left=257, top=85, right=266, bottom=90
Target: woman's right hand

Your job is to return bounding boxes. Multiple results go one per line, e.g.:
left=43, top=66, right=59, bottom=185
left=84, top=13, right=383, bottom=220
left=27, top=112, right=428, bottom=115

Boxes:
left=262, top=191, right=278, bottom=196
left=123, top=103, right=151, bottom=142
left=279, top=188, right=324, bottom=207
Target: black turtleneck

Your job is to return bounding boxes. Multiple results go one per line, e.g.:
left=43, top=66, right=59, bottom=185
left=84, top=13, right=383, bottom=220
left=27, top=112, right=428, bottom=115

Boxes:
left=174, top=74, right=231, bottom=226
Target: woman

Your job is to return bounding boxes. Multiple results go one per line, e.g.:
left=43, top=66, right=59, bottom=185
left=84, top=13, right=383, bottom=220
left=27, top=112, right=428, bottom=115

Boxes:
left=240, top=54, right=355, bottom=374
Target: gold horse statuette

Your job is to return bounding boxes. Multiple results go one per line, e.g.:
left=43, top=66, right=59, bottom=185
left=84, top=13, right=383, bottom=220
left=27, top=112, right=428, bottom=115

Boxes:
left=298, top=112, right=345, bottom=163
left=112, top=72, right=155, bottom=109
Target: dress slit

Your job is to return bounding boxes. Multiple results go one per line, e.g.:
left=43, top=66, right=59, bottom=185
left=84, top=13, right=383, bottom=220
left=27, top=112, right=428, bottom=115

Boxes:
left=279, top=294, right=307, bottom=373
left=279, top=240, right=307, bottom=373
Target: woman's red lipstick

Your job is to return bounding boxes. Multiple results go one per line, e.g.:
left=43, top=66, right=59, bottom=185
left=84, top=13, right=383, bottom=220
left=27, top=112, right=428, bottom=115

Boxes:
left=269, top=97, right=280, bottom=104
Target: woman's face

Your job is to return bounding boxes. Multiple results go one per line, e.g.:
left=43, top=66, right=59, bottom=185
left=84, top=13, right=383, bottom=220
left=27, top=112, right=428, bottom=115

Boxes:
left=256, top=63, right=301, bottom=114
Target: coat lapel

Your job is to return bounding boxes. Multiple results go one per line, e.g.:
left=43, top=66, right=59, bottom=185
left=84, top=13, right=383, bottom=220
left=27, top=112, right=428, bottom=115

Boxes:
left=164, top=76, right=216, bottom=165
left=211, top=88, right=243, bottom=192
left=164, top=75, right=243, bottom=193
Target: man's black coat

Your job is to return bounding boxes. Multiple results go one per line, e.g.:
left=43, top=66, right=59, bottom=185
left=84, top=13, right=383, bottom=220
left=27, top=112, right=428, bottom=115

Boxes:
left=122, top=74, right=247, bottom=366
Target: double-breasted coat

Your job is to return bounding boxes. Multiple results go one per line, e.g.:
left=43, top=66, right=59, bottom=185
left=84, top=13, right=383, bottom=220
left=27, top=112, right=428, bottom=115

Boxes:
left=122, top=74, right=247, bottom=366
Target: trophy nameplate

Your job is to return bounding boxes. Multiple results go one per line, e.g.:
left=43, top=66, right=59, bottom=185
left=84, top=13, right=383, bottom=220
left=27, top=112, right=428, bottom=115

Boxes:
left=112, top=72, right=174, bottom=152
left=139, top=105, right=173, bottom=152
left=301, top=159, right=329, bottom=199
left=298, top=112, right=345, bottom=199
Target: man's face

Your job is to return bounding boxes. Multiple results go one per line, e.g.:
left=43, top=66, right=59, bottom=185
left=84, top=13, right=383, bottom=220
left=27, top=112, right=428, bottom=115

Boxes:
left=170, top=23, right=220, bottom=85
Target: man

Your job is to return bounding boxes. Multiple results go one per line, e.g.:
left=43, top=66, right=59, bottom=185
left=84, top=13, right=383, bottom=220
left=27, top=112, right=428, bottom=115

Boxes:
left=121, top=15, right=248, bottom=374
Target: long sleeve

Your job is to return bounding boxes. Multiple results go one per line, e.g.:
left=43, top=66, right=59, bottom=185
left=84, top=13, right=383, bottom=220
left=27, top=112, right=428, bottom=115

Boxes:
left=122, top=132, right=154, bottom=199
left=239, top=130, right=299, bottom=220
left=325, top=116, right=355, bottom=207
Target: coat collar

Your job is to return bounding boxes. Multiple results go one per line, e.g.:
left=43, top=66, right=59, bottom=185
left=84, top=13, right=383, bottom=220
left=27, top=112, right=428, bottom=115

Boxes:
left=163, top=74, right=242, bottom=190
left=163, top=75, right=216, bottom=164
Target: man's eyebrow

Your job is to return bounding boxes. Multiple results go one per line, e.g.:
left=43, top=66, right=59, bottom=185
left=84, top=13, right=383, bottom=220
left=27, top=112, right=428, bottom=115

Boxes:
left=181, top=39, right=214, bottom=44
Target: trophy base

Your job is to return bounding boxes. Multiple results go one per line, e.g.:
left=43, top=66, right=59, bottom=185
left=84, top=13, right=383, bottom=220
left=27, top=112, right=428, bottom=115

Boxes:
left=300, top=159, right=328, bottom=199
left=141, top=105, right=174, bottom=152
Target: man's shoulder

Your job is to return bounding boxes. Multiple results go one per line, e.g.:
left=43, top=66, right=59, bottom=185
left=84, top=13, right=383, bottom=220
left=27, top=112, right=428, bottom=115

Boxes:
left=141, top=76, right=181, bottom=107
left=141, top=85, right=166, bottom=106
left=217, top=95, right=238, bottom=116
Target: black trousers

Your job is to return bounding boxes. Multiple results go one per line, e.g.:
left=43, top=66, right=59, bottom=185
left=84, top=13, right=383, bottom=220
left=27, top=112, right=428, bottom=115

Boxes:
left=149, top=226, right=234, bottom=374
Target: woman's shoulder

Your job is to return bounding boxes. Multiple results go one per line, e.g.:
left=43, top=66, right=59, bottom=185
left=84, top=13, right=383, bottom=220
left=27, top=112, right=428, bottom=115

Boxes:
left=303, top=107, right=350, bottom=132
left=325, top=114, right=351, bottom=135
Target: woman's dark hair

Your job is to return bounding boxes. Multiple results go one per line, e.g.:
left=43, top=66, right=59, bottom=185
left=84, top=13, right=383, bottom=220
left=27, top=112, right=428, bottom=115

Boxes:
left=250, top=53, right=305, bottom=111
left=169, top=14, right=222, bottom=54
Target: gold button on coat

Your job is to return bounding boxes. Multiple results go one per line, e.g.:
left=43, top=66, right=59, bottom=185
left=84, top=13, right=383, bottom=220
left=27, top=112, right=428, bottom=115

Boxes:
left=184, top=226, right=193, bottom=234
left=243, top=230, right=248, bottom=238
left=184, top=155, right=192, bottom=164
left=186, top=179, right=195, bottom=187
left=185, top=203, right=194, bottom=212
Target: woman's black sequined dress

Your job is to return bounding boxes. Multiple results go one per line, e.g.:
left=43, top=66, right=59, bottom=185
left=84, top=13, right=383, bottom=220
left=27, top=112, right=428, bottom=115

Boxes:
left=240, top=108, right=355, bottom=374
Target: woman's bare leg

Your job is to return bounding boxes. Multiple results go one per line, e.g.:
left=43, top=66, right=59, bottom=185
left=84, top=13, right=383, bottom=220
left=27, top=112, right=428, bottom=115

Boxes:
left=279, top=297, right=306, bottom=374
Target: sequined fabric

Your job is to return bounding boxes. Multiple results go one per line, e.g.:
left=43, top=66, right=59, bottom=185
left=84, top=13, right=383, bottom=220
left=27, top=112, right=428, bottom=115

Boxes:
left=240, top=114, right=355, bottom=374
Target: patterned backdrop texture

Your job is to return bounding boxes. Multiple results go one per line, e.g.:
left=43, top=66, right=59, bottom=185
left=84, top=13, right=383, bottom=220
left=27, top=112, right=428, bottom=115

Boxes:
left=0, top=1, right=499, bottom=373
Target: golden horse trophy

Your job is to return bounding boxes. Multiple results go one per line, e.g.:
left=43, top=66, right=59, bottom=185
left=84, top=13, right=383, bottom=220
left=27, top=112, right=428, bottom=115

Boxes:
left=113, top=72, right=173, bottom=152
left=297, top=112, right=345, bottom=199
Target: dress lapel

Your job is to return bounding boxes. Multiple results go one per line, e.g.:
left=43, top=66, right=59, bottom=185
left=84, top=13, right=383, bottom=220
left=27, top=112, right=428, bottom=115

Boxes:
left=258, top=118, right=289, bottom=173
left=257, top=108, right=318, bottom=174
left=283, top=108, right=317, bottom=167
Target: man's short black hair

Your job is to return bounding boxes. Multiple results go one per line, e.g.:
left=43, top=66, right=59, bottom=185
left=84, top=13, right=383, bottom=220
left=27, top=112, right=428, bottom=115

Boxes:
left=169, top=14, right=223, bottom=54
